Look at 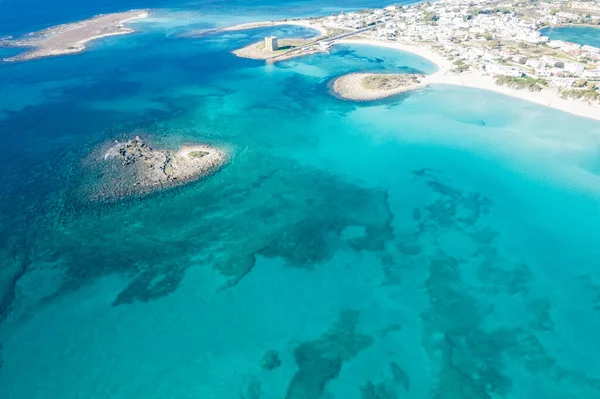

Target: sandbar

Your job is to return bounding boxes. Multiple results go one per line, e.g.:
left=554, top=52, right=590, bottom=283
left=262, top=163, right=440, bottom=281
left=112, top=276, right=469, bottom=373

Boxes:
left=1, top=10, right=149, bottom=62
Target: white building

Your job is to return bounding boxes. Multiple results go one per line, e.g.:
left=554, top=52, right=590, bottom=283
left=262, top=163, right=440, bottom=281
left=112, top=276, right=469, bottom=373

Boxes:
left=564, top=62, right=585, bottom=75
left=536, top=68, right=553, bottom=78
left=583, top=69, right=600, bottom=80
left=582, top=45, right=600, bottom=54
left=487, top=63, right=523, bottom=77
left=526, top=58, right=545, bottom=70
left=264, top=36, right=279, bottom=52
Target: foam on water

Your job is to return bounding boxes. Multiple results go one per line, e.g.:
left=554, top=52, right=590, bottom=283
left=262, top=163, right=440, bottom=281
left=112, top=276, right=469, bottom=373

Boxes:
left=1, top=12, right=600, bottom=399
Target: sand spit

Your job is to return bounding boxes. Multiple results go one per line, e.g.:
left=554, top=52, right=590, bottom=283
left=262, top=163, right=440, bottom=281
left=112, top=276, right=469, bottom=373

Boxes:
left=90, top=136, right=227, bottom=200
left=333, top=73, right=426, bottom=101
left=0, top=10, right=149, bottom=62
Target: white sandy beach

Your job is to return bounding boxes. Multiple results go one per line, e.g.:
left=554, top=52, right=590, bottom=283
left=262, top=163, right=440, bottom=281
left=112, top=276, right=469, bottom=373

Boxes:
left=339, top=38, right=453, bottom=72
left=338, top=38, right=600, bottom=121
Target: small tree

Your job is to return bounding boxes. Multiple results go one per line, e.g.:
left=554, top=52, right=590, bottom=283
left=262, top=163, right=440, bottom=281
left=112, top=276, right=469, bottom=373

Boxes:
left=554, top=61, right=565, bottom=68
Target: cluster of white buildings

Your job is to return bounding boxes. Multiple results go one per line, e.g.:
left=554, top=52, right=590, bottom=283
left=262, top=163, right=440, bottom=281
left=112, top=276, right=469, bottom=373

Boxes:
left=320, top=0, right=600, bottom=88
left=569, top=1, right=600, bottom=12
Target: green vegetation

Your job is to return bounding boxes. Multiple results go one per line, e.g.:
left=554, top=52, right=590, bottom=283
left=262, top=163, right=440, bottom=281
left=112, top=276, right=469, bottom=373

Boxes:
left=452, top=59, right=469, bottom=73
left=561, top=88, right=600, bottom=102
left=189, top=151, right=209, bottom=158
left=361, top=74, right=420, bottom=90
left=495, top=75, right=547, bottom=91
left=422, top=11, right=439, bottom=22
left=469, top=7, right=513, bottom=17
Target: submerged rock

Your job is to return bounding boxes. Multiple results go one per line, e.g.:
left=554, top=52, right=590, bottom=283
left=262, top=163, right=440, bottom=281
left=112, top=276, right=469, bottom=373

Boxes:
left=285, top=311, right=373, bottom=399
left=261, top=350, right=282, bottom=370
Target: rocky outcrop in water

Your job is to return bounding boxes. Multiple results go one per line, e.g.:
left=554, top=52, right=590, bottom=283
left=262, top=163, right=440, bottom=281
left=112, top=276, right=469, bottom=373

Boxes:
left=86, top=136, right=227, bottom=200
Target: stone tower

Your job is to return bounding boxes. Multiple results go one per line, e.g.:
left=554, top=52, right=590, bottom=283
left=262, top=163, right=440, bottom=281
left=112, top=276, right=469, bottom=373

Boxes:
left=265, top=36, right=279, bottom=52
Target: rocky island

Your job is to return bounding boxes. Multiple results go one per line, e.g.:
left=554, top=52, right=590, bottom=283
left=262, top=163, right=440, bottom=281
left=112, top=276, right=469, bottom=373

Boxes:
left=332, top=73, right=426, bottom=101
left=87, top=136, right=227, bottom=200
left=0, top=10, right=148, bottom=62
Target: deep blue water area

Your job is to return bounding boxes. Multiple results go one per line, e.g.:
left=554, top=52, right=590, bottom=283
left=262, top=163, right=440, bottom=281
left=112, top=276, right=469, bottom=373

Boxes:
left=2, top=3, right=600, bottom=399
left=541, top=25, right=600, bottom=47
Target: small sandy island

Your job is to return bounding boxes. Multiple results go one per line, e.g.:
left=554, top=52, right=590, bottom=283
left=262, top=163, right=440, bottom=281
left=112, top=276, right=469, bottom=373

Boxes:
left=0, top=10, right=149, bottom=62
left=87, top=136, right=227, bottom=200
left=332, top=73, right=426, bottom=101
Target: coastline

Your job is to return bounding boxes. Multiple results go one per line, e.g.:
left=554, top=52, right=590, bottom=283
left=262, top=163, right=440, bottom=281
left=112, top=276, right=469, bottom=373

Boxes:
left=338, top=38, right=452, bottom=73
left=337, top=38, right=600, bottom=121
left=541, top=23, right=600, bottom=29
left=77, top=12, right=150, bottom=46
left=2, top=10, right=149, bottom=62
left=427, top=73, right=600, bottom=122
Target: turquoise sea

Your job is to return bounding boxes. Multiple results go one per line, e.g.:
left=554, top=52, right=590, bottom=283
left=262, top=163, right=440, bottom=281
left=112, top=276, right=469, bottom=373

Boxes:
left=2, top=1, right=600, bottom=398
left=541, top=25, right=600, bottom=47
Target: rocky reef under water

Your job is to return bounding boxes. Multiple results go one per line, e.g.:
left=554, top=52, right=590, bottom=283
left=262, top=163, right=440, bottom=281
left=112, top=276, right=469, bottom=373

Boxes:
left=83, top=136, right=227, bottom=201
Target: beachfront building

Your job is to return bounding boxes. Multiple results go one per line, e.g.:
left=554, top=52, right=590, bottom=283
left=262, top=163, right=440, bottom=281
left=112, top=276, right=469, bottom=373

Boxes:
left=265, top=36, right=279, bottom=52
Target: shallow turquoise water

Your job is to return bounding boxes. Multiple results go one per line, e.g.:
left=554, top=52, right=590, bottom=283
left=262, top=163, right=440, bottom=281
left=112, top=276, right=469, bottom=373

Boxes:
left=2, top=8, right=600, bottom=399
left=541, top=25, right=600, bottom=47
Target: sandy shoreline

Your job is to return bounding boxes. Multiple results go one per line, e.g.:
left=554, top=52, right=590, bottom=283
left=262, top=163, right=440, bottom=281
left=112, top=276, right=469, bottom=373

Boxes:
left=336, top=38, right=600, bottom=121
left=1, top=10, right=149, bottom=62
left=338, top=38, right=453, bottom=73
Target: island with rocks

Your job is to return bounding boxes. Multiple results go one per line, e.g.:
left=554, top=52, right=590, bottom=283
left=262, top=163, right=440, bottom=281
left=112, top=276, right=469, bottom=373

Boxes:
left=332, top=73, right=427, bottom=101
left=86, top=136, right=227, bottom=200
left=0, top=10, right=149, bottom=62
